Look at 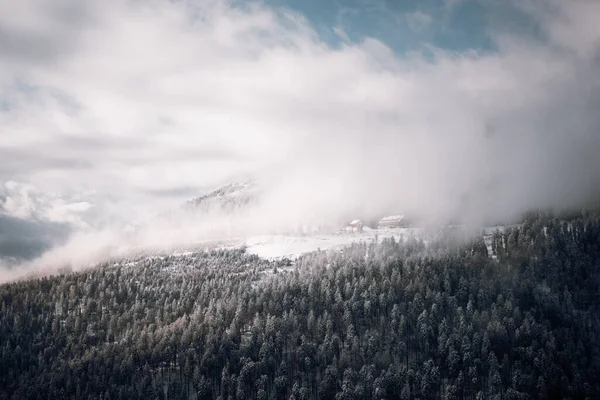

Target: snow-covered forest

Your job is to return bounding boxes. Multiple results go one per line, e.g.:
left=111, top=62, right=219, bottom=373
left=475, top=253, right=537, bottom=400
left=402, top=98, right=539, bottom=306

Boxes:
left=1, top=211, right=599, bottom=399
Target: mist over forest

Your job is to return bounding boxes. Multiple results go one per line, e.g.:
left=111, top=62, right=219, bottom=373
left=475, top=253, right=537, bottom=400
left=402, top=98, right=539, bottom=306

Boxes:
left=1, top=0, right=600, bottom=273
left=1, top=0, right=600, bottom=399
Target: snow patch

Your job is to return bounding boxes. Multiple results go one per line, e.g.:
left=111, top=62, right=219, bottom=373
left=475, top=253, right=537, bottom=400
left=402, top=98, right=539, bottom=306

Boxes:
left=244, top=228, right=422, bottom=259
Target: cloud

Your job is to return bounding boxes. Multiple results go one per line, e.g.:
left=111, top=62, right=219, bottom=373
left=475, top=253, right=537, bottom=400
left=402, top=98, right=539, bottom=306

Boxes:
left=0, top=215, right=70, bottom=262
left=0, top=0, right=599, bottom=277
left=0, top=181, right=95, bottom=225
left=0, top=181, right=77, bottom=269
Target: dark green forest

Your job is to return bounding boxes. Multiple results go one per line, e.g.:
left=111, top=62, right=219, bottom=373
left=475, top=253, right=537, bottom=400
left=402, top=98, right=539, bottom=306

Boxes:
left=1, top=212, right=599, bottom=399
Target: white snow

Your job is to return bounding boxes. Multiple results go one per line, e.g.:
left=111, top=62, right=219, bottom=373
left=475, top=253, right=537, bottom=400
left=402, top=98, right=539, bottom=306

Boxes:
left=484, top=225, right=506, bottom=235
left=243, top=228, right=421, bottom=259
left=379, top=214, right=404, bottom=222
left=170, top=251, right=195, bottom=257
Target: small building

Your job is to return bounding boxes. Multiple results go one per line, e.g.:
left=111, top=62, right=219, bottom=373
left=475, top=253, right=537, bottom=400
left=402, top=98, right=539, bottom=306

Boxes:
left=348, top=219, right=364, bottom=232
left=378, top=215, right=406, bottom=229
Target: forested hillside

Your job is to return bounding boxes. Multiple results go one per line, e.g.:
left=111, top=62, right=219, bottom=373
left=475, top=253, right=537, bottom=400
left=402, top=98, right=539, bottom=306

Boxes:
left=1, top=212, right=599, bottom=399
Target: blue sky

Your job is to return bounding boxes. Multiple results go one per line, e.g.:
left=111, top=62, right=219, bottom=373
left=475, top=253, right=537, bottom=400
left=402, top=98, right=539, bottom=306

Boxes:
left=262, top=0, right=533, bottom=53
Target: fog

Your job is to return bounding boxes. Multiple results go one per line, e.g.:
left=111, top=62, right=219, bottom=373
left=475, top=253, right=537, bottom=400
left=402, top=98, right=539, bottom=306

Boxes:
left=1, top=0, right=600, bottom=280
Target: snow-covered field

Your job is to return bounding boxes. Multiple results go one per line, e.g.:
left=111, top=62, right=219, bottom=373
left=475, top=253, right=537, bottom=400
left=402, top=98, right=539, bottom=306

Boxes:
left=243, top=227, right=423, bottom=259
left=242, top=224, right=513, bottom=260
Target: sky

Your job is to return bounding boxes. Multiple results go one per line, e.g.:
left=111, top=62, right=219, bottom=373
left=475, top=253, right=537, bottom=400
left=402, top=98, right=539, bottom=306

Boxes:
left=1, top=0, right=600, bottom=273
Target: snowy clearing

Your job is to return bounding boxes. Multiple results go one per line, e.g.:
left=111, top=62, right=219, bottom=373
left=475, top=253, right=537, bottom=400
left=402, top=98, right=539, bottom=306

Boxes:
left=243, top=228, right=422, bottom=259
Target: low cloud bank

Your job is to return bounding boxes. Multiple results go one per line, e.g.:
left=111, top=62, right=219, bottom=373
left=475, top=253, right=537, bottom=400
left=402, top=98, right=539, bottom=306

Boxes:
left=1, top=0, right=600, bottom=280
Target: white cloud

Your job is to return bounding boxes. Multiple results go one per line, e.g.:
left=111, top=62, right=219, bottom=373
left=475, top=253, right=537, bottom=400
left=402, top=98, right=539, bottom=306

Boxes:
left=0, top=0, right=599, bottom=276
left=0, top=180, right=96, bottom=228
left=512, top=0, right=600, bottom=57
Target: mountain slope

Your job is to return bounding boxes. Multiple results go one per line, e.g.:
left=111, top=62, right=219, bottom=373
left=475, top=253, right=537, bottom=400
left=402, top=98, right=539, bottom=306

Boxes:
left=184, top=180, right=260, bottom=213
left=1, top=212, right=599, bottom=399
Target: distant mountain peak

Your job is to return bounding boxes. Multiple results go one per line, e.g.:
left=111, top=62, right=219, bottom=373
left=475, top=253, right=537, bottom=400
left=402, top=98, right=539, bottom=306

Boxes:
left=185, top=180, right=260, bottom=213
